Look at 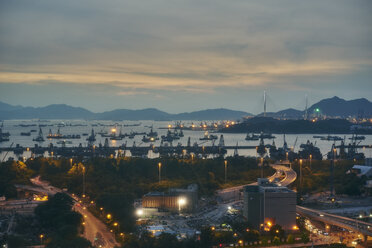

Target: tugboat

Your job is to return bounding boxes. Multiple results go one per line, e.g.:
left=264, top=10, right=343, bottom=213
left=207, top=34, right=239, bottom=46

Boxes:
left=33, top=128, right=45, bottom=142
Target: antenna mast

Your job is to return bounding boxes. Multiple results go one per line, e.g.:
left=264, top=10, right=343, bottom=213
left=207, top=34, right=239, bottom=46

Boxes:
left=264, top=90, right=267, bottom=117
left=305, top=94, right=308, bottom=120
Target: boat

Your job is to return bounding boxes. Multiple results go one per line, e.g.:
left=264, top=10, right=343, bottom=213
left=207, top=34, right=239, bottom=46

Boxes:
left=147, top=128, right=158, bottom=138
left=245, top=133, right=259, bottom=141
left=199, top=131, right=218, bottom=141
left=142, top=136, right=158, bottom=143
left=320, top=135, right=343, bottom=141
left=57, top=140, right=72, bottom=145
left=33, top=128, right=45, bottom=142
left=260, top=132, right=276, bottom=139
left=349, top=134, right=365, bottom=141
left=86, top=129, right=96, bottom=142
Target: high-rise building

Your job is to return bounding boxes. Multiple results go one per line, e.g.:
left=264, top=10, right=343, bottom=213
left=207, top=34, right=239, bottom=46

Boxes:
left=243, top=179, right=296, bottom=230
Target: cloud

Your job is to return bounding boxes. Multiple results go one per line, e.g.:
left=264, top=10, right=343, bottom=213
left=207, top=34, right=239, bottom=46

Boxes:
left=0, top=0, right=371, bottom=112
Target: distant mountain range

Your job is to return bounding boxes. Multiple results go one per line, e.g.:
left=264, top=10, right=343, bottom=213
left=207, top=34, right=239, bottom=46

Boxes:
left=0, top=96, right=370, bottom=120
left=259, top=96, right=372, bottom=119
left=0, top=102, right=251, bottom=121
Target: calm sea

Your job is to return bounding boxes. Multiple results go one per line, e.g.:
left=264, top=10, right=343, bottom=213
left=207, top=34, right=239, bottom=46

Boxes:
left=1, top=120, right=371, bottom=161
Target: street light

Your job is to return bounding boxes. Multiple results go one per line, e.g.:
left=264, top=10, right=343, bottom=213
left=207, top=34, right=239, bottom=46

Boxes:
left=158, top=162, right=162, bottom=183
left=39, top=234, right=44, bottom=245
left=178, top=197, right=186, bottom=212
left=136, top=208, right=144, bottom=217
left=309, top=154, right=312, bottom=170
left=107, top=213, right=112, bottom=220
left=260, top=157, right=264, bottom=178
left=224, top=160, right=227, bottom=184
left=82, top=165, right=86, bottom=197
left=299, top=159, right=303, bottom=188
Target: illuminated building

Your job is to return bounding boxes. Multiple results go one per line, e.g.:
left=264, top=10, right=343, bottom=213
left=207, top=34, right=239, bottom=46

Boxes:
left=243, top=179, right=296, bottom=230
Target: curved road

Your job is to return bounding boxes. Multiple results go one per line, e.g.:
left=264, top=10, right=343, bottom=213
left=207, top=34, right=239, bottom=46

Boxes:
left=31, top=177, right=118, bottom=248
left=217, top=162, right=296, bottom=202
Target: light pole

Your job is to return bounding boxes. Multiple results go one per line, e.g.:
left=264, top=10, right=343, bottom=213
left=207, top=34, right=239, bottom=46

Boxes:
left=82, top=165, right=86, bottom=197
left=158, top=162, right=162, bottom=183
left=178, top=197, right=186, bottom=213
left=39, top=234, right=44, bottom=245
left=309, top=154, right=312, bottom=170
left=260, top=157, right=264, bottom=178
left=299, top=159, right=303, bottom=188
left=224, top=160, right=227, bottom=184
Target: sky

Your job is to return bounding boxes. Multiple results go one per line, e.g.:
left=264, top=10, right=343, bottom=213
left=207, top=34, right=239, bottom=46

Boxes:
left=0, top=0, right=371, bottom=114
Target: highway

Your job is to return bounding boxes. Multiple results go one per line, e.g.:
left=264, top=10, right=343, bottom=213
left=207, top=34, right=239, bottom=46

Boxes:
left=217, top=162, right=296, bottom=202
left=30, top=176, right=119, bottom=248
left=297, top=205, right=372, bottom=238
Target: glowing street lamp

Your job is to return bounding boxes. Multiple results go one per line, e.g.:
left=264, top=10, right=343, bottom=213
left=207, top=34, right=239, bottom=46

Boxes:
left=136, top=208, right=144, bottom=217
left=224, top=160, right=227, bottom=183
left=158, top=162, right=162, bottom=183
left=106, top=213, right=112, bottom=220
left=178, top=197, right=186, bottom=212
left=39, top=234, right=44, bottom=245
left=299, top=159, right=303, bottom=187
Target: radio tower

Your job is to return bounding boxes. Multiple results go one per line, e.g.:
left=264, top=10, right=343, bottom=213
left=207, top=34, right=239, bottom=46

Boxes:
left=304, top=94, right=308, bottom=120
left=263, top=90, right=267, bottom=117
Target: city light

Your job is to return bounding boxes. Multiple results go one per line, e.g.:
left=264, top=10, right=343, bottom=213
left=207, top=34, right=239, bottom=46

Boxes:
left=136, top=209, right=144, bottom=216
left=106, top=213, right=112, bottom=219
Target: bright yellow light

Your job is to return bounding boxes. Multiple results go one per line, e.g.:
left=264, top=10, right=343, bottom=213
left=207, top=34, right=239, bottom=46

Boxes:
left=111, top=128, right=116, bottom=133
left=90, top=201, right=94, bottom=204
left=40, top=234, right=44, bottom=238
left=82, top=194, right=86, bottom=198
left=178, top=198, right=186, bottom=206
left=168, top=124, right=172, bottom=128
left=211, top=226, right=215, bottom=231
left=82, top=222, right=85, bottom=225
left=238, top=240, right=243, bottom=244
left=158, top=162, right=162, bottom=168
left=100, top=207, right=103, bottom=211
left=267, top=221, right=272, bottom=227
left=293, top=225, right=299, bottom=230
left=107, top=214, right=112, bottom=219
left=120, top=233, right=124, bottom=236
left=276, top=230, right=279, bottom=233
left=225, top=124, right=229, bottom=128
left=113, top=222, right=118, bottom=226
left=136, top=209, right=143, bottom=216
